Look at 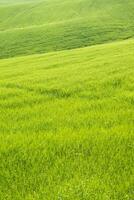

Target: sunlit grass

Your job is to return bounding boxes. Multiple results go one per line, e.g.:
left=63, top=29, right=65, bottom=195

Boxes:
left=0, top=39, right=134, bottom=199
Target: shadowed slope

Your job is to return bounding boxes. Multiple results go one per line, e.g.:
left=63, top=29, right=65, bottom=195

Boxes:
left=0, top=0, right=134, bottom=58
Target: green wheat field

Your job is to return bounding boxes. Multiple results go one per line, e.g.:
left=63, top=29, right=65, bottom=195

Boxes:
left=0, top=0, right=134, bottom=199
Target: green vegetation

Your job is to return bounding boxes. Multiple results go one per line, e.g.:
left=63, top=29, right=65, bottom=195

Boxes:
left=0, top=0, right=134, bottom=58
left=0, top=0, right=134, bottom=199
left=0, top=39, right=134, bottom=199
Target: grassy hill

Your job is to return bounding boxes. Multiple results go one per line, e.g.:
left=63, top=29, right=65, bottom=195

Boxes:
left=0, top=0, right=134, bottom=58
left=0, top=39, right=134, bottom=199
left=0, top=0, right=134, bottom=199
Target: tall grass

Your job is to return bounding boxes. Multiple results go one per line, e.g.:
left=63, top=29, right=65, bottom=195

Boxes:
left=0, top=39, right=134, bottom=199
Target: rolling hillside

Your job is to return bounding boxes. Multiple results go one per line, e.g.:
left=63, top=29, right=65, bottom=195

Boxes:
left=0, top=0, right=134, bottom=199
left=0, top=39, right=134, bottom=199
left=0, top=0, right=134, bottom=58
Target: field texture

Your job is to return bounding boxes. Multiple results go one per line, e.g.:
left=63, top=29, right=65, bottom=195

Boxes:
left=0, top=39, right=134, bottom=199
left=0, top=0, right=134, bottom=199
